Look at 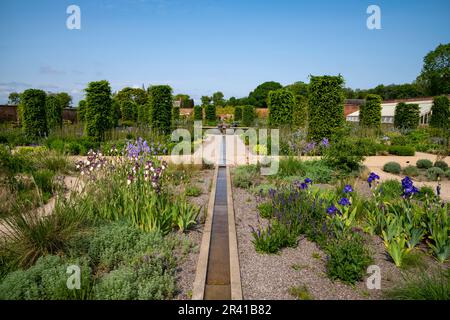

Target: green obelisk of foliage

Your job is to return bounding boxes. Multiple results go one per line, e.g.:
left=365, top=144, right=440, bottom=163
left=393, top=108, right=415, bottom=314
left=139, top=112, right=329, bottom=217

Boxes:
left=394, top=102, right=420, bottom=130
left=234, top=106, right=243, bottom=121
left=148, top=85, right=173, bottom=134
left=21, top=89, right=48, bottom=139
left=194, top=105, right=203, bottom=121
left=308, top=75, right=345, bottom=141
left=429, top=95, right=450, bottom=130
left=242, top=105, right=256, bottom=127
left=268, top=89, right=295, bottom=126
left=85, top=80, right=113, bottom=141
left=359, top=94, right=382, bottom=128
left=46, top=94, right=63, bottom=130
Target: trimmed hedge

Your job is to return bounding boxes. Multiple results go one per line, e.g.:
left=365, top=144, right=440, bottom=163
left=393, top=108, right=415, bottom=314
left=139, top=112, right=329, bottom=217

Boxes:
left=242, top=105, right=255, bottom=127
left=429, top=95, right=450, bottom=129
left=388, top=145, right=415, bottom=156
left=394, top=103, right=420, bottom=130
left=427, top=167, right=444, bottom=181
left=234, top=106, right=243, bottom=121
left=308, top=75, right=345, bottom=141
left=360, top=94, right=382, bottom=128
left=148, top=85, right=173, bottom=134
left=268, top=89, right=295, bottom=126
left=21, top=89, right=48, bottom=139
left=434, top=161, right=449, bottom=171
left=85, top=81, right=113, bottom=141
left=383, top=161, right=401, bottom=174
left=172, top=107, right=180, bottom=124
left=194, top=105, right=203, bottom=121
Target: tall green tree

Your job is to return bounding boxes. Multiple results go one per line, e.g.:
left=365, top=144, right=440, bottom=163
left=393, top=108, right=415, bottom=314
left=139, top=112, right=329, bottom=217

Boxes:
left=56, top=92, right=72, bottom=108
left=308, top=75, right=345, bottom=141
left=429, top=95, right=450, bottom=129
left=201, top=95, right=211, bottom=107
left=85, top=80, right=113, bottom=141
left=242, top=105, right=255, bottom=127
left=249, top=81, right=283, bottom=108
left=148, top=85, right=173, bottom=134
left=212, top=91, right=225, bottom=107
left=8, top=92, right=20, bottom=105
left=359, top=94, right=382, bottom=128
left=194, top=105, right=203, bottom=121
left=21, top=89, right=48, bottom=139
left=417, top=43, right=450, bottom=96
left=77, top=100, right=87, bottom=122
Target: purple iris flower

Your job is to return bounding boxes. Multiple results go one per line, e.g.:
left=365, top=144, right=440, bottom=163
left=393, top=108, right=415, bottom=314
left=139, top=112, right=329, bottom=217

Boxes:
left=327, top=204, right=338, bottom=215
left=304, top=178, right=312, bottom=184
left=436, top=185, right=441, bottom=196
left=338, top=197, right=351, bottom=206
left=321, top=138, right=330, bottom=147
left=343, top=184, right=353, bottom=193
left=300, top=182, right=308, bottom=190
left=367, top=172, right=380, bottom=187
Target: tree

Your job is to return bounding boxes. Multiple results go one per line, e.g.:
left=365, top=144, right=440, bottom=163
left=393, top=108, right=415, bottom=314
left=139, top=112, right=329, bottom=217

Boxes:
left=249, top=81, right=283, bottom=108
left=394, top=103, right=420, bottom=130
left=148, top=85, right=173, bottom=134
left=85, top=80, right=113, bottom=141
left=429, top=95, right=450, bottom=129
left=359, top=94, right=382, bottom=128
left=201, top=96, right=211, bottom=107
left=194, top=105, right=203, bottom=121
left=242, top=105, right=255, bottom=127
left=117, top=87, right=148, bottom=105
left=174, top=94, right=191, bottom=108
left=228, top=97, right=237, bottom=106
left=46, top=94, right=63, bottom=130
left=56, top=92, right=72, bottom=108
left=120, top=100, right=138, bottom=122
left=267, top=89, right=295, bottom=126
left=21, top=89, right=48, bottom=139
left=308, top=75, right=345, bottom=141
left=8, top=92, right=20, bottom=105
left=285, top=81, right=309, bottom=98
left=212, top=91, right=225, bottom=107
left=417, top=43, right=450, bottom=96
left=172, top=106, right=180, bottom=126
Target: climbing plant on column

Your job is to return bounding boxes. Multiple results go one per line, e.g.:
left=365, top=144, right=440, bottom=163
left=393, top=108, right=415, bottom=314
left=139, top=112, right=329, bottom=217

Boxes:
left=148, top=85, right=173, bottom=134
left=85, top=80, right=113, bottom=141
left=268, top=89, right=295, bottom=126
left=21, top=89, right=48, bottom=139
left=359, top=94, right=382, bottom=129
left=308, top=75, right=345, bottom=141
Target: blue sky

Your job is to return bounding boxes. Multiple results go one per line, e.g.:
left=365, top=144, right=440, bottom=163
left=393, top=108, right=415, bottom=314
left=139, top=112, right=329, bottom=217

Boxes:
left=0, top=0, right=449, bottom=105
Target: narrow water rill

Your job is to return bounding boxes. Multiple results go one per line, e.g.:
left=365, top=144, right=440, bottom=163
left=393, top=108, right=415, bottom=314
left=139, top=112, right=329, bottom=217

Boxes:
left=204, top=135, right=231, bottom=300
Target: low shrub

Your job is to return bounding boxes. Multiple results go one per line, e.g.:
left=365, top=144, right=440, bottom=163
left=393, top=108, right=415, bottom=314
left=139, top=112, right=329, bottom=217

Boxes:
left=379, top=180, right=403, bottom=200
left=185, top=185, right=202, bottom=197
left=402, top=165, right=419, bottom=177
left=416, top=159, right=433, bottom=169
left=383, top=162, right=401, bottom=174
left=433, top=161, right=449, bottom=171
left=232, top=165, right=259, bottom=188
left=0, top=255, right=92, bottom=300
left=427, top=167, right=445, bottom=181
left=388, top=145, right=415, bottom=156
left=257, top=202, right=273, bottom=219
left=417, top=186, right=436, bottom=201
left=252, top=221, right=298, bottom=254
left=446, top=169, right=450, bottom=179
left=251, top=183, right=277, bottom=197
left=325, top=238, right=372, bottom=285
left=384, top=269, right=449, bottom=300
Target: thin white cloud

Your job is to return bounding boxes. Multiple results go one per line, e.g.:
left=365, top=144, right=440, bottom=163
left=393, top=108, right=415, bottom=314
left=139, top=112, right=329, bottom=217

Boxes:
left=39, top=65, right=66, bottom=75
